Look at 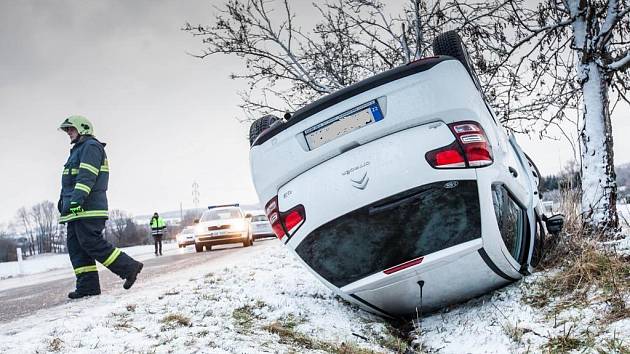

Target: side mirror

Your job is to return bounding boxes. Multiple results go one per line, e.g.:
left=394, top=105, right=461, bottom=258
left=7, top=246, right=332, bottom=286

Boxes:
left=194, top=219, right=200, bottom=224
left=544, top=214, right=564, bottom=235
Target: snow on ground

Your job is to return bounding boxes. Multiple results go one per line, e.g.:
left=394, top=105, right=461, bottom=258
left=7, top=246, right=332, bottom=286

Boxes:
left=1, top=238, right=628, bottom=353
left=413, top=274, right=629, bottom=353
left=412, top=236, right=630, bottom=354
left=0, top=241, right=399, bottom=354
left=0, top=243, right=178, bottom=280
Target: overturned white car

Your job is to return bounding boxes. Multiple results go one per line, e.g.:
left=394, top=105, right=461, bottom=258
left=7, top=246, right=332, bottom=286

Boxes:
left=248, top=31, right=563, bottom=318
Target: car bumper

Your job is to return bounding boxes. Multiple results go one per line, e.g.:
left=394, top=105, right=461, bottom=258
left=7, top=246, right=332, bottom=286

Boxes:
left=195, top=232, right=248, bottom=245
left=178, top=240, right=195, bottom=246
left=252, top=231, right=275, bottom=239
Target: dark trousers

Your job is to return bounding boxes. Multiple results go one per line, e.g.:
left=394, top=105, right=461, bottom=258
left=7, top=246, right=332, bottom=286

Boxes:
left=153, top=234, right=163, bottom=255
left=67, top=218, right=140, bottom=293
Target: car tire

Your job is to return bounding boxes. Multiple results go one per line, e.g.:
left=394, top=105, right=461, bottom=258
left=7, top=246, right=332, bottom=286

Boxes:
left=195, top=243, right=203, bottom=253
left=433, top=31, right=481, bottom=91
left=249, top=114, right=281, bottom=146
left=243, top=233, right=253, bottom=247
left=206, top=245, right=212, bottom=251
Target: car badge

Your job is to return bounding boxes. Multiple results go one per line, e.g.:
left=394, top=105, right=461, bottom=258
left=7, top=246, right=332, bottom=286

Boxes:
left=350, top=171, right=369, bottom=190
left=444, top=181, right=459, bottom=189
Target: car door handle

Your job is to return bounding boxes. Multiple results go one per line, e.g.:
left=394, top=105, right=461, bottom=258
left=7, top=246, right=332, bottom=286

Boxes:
left=509, top=167, right=518, bottom=178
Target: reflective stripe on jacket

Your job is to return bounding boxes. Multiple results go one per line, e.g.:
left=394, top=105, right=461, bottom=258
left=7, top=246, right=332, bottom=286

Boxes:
left=59, top=136, right=109, bottom=224
left=150, top=217, right=166, bottom=235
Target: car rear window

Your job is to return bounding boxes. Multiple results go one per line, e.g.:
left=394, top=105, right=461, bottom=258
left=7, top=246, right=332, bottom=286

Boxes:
left=295, top=180, right=481, bottom=287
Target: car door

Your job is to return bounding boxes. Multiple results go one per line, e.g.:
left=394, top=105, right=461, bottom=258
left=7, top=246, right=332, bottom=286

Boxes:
left=489, top=134, right=536, bottom=273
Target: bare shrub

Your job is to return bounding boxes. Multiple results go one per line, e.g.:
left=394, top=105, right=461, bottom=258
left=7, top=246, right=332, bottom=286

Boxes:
left=525, top=188, right=629, bottom=323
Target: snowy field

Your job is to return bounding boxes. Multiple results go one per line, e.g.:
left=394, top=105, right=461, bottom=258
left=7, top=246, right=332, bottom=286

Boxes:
left=1, top=239, right=628, bottom=353
left=0, top=243, right=178, bottom=280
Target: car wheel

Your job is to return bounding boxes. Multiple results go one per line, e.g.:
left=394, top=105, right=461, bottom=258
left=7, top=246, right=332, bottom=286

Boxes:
left=195, top=243, right=203, bottom=253
left=205, top=245, right=212, bottom=251
left=433, top=31, right=481, bottom=91
left=243, top=233, right=253, bottom=247
left=249, top=114, right=281, bottom=146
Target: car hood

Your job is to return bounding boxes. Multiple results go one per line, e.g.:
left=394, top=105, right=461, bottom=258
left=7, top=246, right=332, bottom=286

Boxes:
left=197, top=218, right=241, bottom=228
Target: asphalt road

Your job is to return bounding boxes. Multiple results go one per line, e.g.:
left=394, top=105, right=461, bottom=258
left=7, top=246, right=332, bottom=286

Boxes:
left=0, top=241, right=272, bottom=323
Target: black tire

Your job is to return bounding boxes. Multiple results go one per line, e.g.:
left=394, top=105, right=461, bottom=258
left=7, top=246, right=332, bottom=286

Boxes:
left=195, top=243, right=203, bottom=253
left=249, top=114, right=281, bottom=146
left=206, top=245, right=212, bottom=251
left=433, top=31, right=481, bottom=90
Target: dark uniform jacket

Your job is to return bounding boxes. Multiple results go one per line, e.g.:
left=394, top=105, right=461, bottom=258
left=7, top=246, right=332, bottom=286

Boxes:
left=59, top=136, right=110, bottom=223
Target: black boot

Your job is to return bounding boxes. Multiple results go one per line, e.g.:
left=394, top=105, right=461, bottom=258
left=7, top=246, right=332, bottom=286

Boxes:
left=68, top=290, right=101, bottom=299
left=123, top=262, right=143, bottom=290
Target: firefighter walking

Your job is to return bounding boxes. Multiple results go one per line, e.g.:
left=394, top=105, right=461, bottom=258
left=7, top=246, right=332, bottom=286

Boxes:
left=58, top=115, right=143, bottom=299
left=150, top=212, right=166, bottom=256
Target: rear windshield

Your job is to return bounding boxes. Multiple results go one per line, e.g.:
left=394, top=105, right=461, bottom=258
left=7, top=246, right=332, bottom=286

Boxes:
left=295, top=180, right=481, bottom=287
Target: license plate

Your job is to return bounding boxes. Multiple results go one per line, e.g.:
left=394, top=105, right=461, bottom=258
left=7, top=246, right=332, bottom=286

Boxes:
left=304, top=100, right=384, bottom=150
left=210, top=230, right=226, bottom=236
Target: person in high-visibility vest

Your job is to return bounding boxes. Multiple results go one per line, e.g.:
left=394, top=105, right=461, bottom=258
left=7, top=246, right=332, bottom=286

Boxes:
left=58, top=115, right=143, bottom=299
left=150, top=212, right=167, bottom=256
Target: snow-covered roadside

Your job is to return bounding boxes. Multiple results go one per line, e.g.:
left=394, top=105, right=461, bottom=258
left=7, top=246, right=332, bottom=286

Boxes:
left=0, top=241, right=400, bottom=354
left=0, top=243, right=178, bottom=280
left=2, top=238, right=627, bottom=353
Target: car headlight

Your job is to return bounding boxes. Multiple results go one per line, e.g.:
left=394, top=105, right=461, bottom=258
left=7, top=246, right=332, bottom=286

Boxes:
left=231, top=220, right=245, bottom=231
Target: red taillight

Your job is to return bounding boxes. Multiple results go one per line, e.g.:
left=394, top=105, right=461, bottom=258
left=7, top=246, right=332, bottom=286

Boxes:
left=264, top=196, right=305, bottom=240
left=284, top=209, right=304, bottom=230
left=428, top=141, right=466, bottom=168
left=425, top=121, right=493, bottom=168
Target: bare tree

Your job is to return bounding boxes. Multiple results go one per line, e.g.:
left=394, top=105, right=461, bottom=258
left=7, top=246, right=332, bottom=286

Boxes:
left=106, top=209, right=130, bottom=245
left=30, top=201, right=61, bottom=253
left=185, top=0, right=628, bottom=234
left=183, top=0, right=506, bottom=120
left=478, top=0, right=630, bottom=234
left=182, top=209, right=203, bottom=227
left=16, top=207, right=36, bottom=255
left=104, top=211, right=151, bottom=247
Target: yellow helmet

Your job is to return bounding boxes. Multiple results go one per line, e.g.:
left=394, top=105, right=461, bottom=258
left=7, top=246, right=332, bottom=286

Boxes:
left=59, top=115, right=94, bottom=135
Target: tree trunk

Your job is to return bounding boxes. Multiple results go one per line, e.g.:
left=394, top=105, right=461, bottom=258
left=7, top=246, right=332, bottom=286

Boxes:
left=579, top=61, right=618, bottom=234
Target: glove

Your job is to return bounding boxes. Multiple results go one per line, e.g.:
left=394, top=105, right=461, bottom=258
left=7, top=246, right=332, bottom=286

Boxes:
left=69, top=202, right=84, bottom=215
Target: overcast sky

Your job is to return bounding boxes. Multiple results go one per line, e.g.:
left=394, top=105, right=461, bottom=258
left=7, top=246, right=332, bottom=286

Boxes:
left=0, top=0, right=628, bottom=225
